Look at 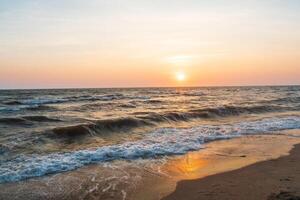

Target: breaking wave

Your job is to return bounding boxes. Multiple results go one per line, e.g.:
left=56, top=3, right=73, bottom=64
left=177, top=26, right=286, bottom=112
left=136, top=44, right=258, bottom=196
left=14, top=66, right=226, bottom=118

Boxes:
left=0, top=116, right=300, bottom=183
left=52, top=117, right=152, bottom=137
left=51, top=104, right=298, bottom=137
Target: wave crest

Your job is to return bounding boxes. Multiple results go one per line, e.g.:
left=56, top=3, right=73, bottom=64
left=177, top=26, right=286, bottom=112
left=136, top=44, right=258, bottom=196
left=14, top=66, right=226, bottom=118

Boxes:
left=51, top=104, right=298, bottom=137
left=1, top=116, right=300, bottom=183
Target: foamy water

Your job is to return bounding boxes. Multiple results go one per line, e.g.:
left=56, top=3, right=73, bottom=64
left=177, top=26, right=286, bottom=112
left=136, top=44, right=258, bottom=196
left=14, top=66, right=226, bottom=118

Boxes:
left=0, top=86, right=299, bottom=183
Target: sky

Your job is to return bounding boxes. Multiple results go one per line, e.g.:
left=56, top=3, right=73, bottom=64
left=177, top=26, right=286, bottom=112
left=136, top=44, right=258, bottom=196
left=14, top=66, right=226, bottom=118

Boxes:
left=0, top=0, right=300, bottom=89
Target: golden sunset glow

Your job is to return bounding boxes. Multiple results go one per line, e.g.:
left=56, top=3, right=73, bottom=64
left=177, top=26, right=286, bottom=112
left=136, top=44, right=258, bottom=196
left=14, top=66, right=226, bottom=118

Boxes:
left=0, top=1, right=299, bottom=89
left=166, top=55, right=194, bottom=66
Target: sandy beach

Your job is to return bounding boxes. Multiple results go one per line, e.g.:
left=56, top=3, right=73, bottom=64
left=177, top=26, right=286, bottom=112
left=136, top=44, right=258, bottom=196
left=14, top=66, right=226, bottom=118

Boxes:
left=134, top=130, right=300, bottom=200
left=163, top=137, right=300, bottom=200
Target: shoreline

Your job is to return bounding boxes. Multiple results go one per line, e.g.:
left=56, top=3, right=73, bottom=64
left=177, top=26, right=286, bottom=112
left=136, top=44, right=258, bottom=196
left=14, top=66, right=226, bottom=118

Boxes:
left=0, top=130, right=300, bottom=200
left=132, top=130, right=300, bottom=200
left=163, top=143, right=300, bottom=200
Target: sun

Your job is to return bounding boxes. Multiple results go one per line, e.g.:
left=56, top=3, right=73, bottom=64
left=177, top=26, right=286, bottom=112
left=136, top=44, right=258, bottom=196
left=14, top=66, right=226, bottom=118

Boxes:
left=176, top=72, right=186, bottom=81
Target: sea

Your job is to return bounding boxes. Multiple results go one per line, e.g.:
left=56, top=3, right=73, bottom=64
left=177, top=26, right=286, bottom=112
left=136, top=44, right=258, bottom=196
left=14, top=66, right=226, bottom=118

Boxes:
left=0, top=86, right=300, bottom=183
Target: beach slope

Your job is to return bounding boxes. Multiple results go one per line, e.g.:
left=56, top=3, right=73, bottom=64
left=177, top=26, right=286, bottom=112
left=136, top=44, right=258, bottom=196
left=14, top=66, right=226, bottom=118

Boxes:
left=162, top=143, right=300, bottom=200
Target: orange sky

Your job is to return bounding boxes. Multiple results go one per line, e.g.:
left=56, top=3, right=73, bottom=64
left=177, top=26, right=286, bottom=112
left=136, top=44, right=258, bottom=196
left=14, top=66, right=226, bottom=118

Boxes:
left=0, top=1, right=300, bottom=89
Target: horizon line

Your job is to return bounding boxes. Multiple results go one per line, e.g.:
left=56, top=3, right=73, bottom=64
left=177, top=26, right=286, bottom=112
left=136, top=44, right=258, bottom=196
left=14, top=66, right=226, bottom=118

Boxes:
left=1, top=84, right=299, bottom=90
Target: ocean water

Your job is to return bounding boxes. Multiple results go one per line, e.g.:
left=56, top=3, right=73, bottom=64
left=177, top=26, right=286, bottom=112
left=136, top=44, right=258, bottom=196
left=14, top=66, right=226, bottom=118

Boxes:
left=0, top=86, right=299, bottom=183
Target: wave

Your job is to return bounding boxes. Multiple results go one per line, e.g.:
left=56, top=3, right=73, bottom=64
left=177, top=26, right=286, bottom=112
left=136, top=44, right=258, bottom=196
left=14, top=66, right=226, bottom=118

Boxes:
left=158, top=104, right=294, bottom=120
left=22, top=116, right=61, bottom=122
left=1, top=116, right=300, bottom=183
left=0, top=94, right=127, bottom=112
left=145, top=99, right=164, bottom=104
left=52, top=117, right=152, bottom=137
left=27, top=94, right=125, bottom=104
left=3, top=101, right=23, bottom=105
left=20, top=98, right=67, bottom=105
left=50, top=104, right=297, bottom=137
left=187, top=105, right=288, bottom=117
left=117, top=103, right=137, bottom=108
left=67, top=93, right=126, bottom=102
left=0, top=116, right=61, bottom=125
left=264, top=96, right=300, bottom=104
left=182, top=91, right=205, bottom=97
left=0, top=104, right=57, bottom=113
left=2, top=99, right=64, bottom=107
left=0, top=117, right=30, bottom=125
left=25, top=105, right=57, bottom=111
left=0, top=106, right=26, bottom=112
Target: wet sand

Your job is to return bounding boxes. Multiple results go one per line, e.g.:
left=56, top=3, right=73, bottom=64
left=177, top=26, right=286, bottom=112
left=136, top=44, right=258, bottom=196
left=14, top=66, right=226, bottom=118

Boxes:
left=163, top=143, right=300, bottom=200
left=0, top=130, right=300, bottom=200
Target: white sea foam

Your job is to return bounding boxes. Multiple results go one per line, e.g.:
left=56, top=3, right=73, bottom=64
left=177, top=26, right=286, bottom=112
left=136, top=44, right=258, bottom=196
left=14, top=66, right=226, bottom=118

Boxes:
left=21, top=98, right=67, bottom=105
left=0, top=104, right=42, bottom=112
left=0, top=116, right=300, bottom=183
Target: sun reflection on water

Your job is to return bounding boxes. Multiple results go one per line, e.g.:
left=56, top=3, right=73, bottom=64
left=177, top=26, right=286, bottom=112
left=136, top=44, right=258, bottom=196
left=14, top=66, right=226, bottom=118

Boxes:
left=164, top=152, right=209, bottom=179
